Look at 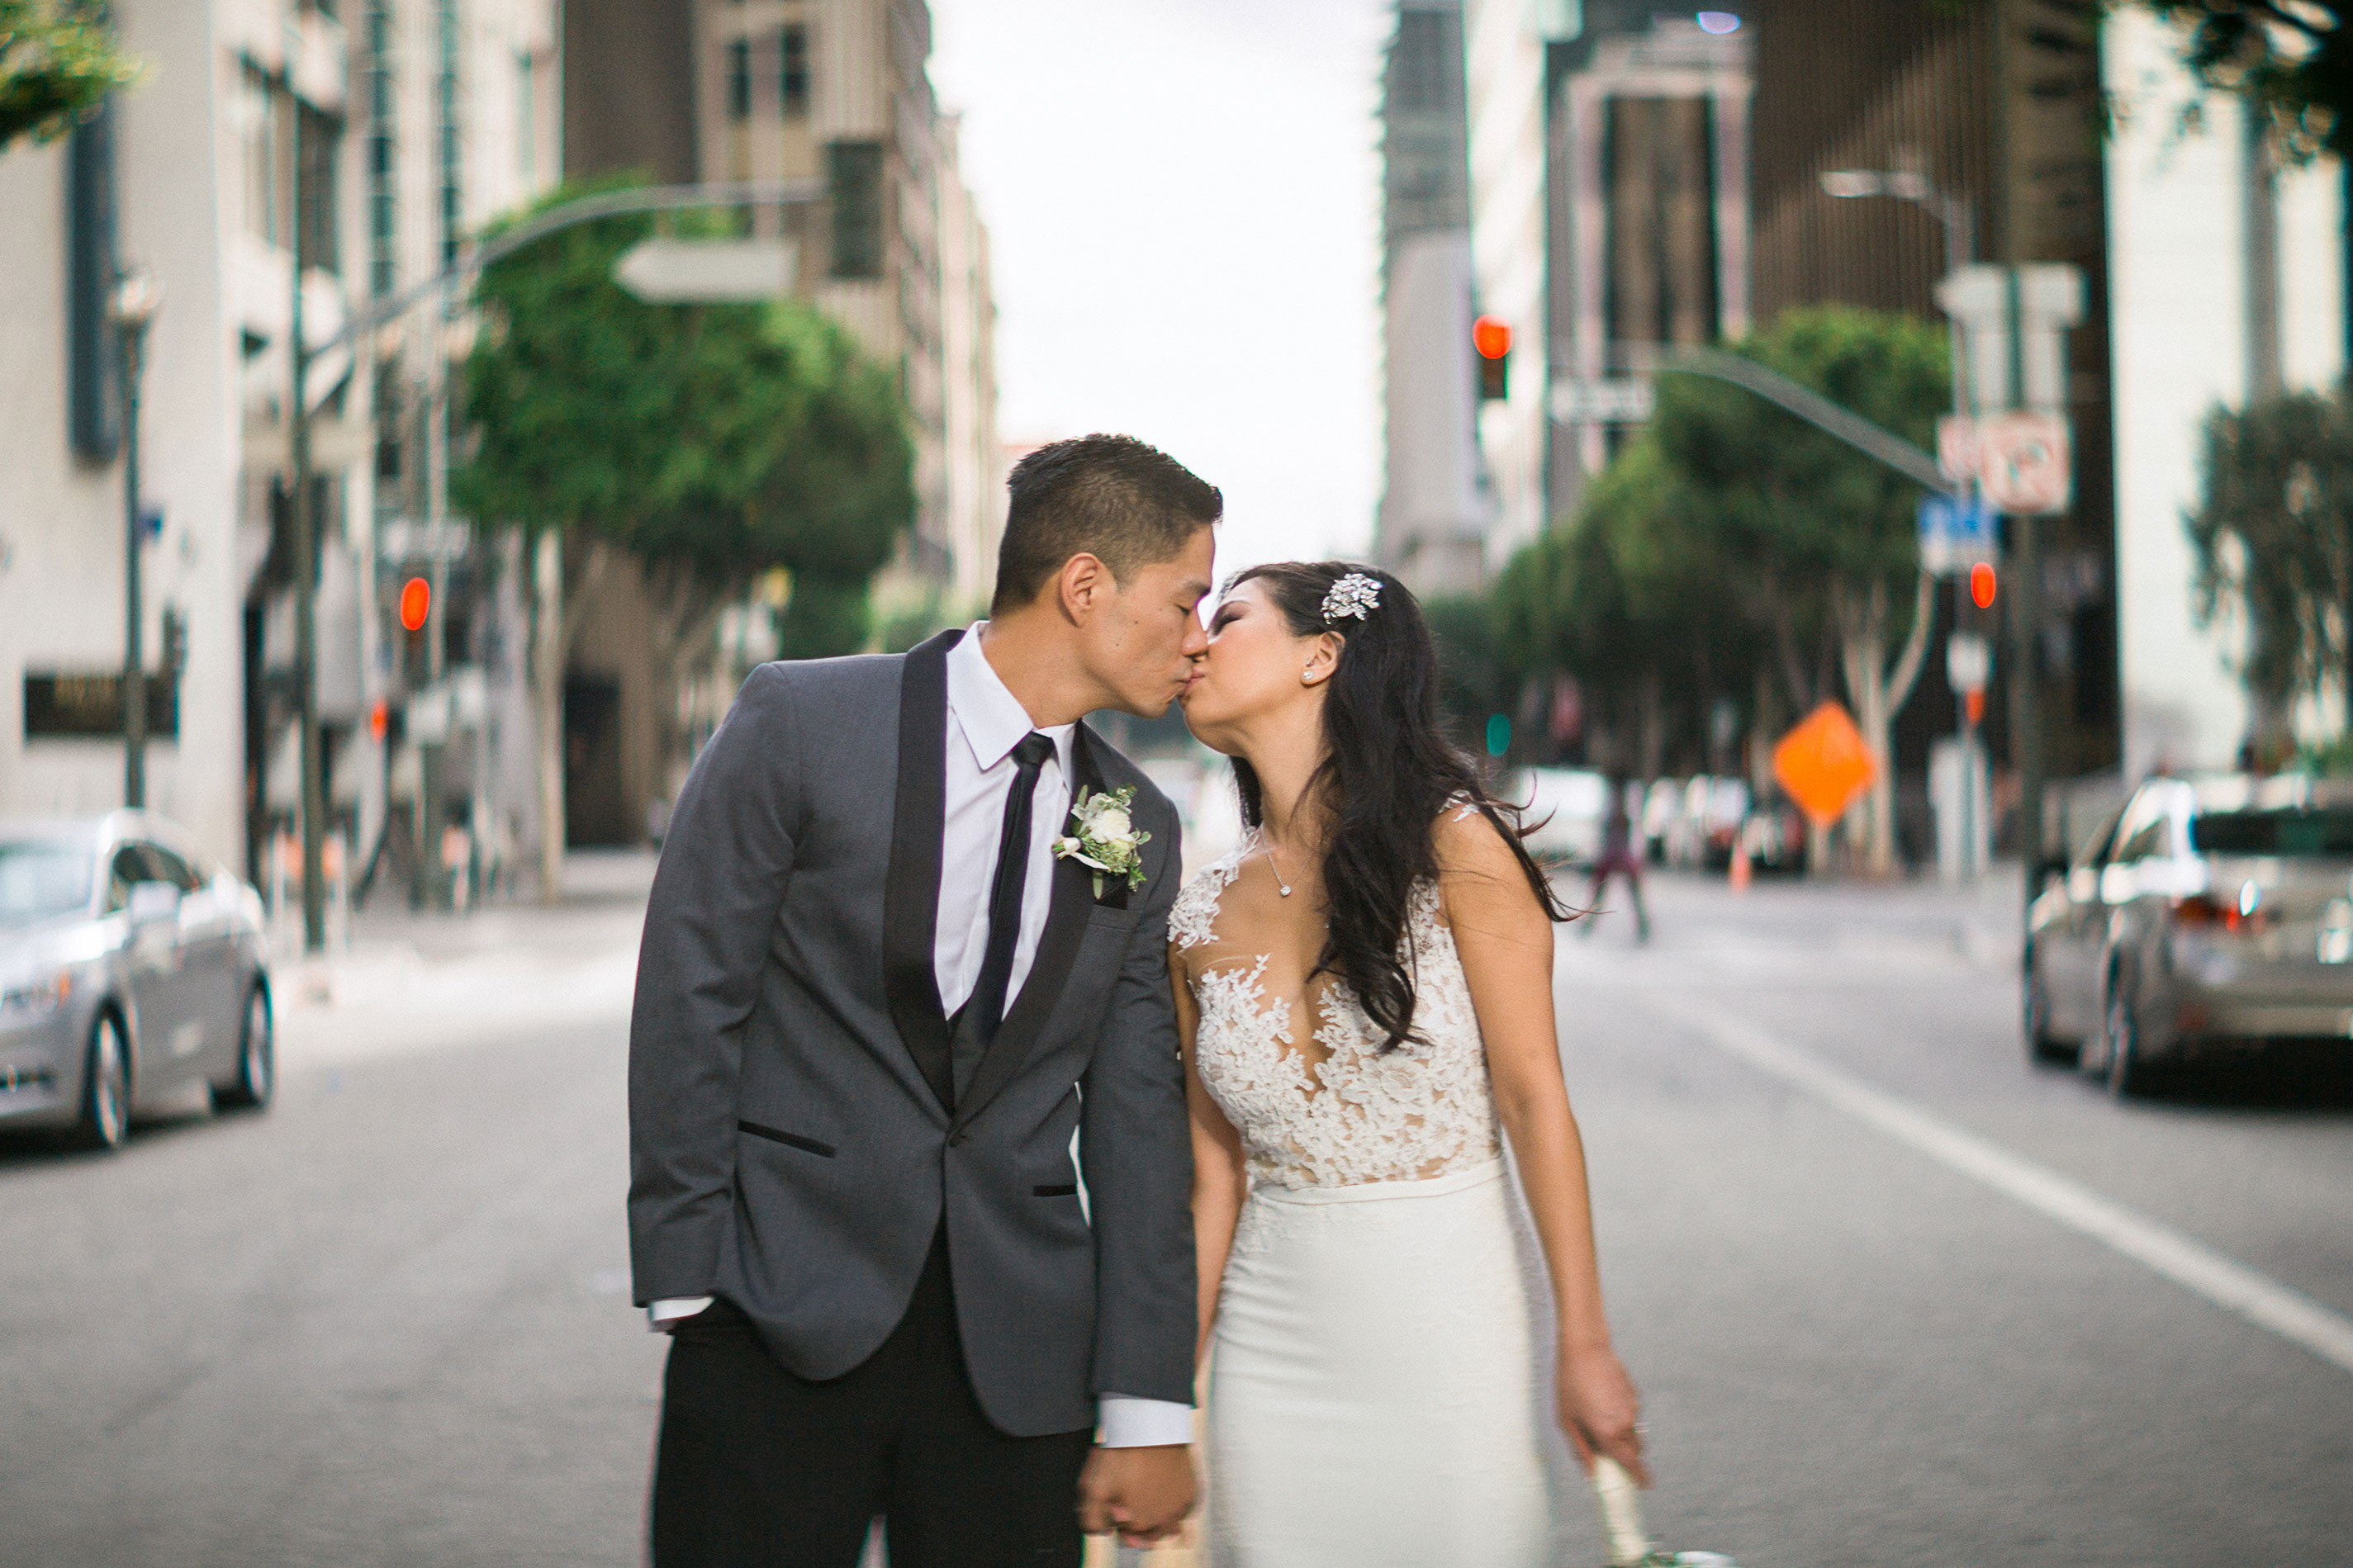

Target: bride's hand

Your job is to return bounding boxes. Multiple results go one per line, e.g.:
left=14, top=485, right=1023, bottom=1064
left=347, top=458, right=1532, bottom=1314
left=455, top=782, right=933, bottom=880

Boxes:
left=1556, top=1342, right=1650, bottom=1485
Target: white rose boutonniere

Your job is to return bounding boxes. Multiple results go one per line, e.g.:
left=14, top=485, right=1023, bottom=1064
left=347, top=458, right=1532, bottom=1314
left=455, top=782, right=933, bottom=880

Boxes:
left=1053, top=785, right=1150, bottom=897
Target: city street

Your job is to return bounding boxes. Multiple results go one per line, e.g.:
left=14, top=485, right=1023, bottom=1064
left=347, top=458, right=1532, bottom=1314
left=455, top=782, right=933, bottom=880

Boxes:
left=3, top=860, right=2350, bottom=1566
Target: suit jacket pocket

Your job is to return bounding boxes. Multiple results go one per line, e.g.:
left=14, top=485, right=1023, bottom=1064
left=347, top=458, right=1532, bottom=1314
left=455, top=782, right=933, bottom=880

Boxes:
left=1033, top=1182, right=1079, bottom=1197
left=1085, top=906, right=1141, bottom=936
left=738, top=1120, right=835, bottom=1158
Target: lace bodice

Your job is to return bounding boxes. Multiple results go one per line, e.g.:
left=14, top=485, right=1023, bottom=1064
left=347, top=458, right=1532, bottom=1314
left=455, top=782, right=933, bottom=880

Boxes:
left=1173, top=842, right=1501, bottom=1190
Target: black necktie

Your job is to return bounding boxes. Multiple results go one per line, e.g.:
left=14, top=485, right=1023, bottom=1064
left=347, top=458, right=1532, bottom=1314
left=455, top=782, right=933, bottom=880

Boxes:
left=965, top=732, right=1056, bottom=1053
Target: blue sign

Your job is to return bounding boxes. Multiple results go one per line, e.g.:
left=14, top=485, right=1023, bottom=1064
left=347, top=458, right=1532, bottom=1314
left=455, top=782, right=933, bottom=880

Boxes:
left=1918, top=493, right=1995, bottom=575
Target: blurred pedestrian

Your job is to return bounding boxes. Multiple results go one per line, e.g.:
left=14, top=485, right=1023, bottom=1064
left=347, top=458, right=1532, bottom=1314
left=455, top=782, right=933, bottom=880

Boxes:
left=1582, top=779, right=1651, bottom=942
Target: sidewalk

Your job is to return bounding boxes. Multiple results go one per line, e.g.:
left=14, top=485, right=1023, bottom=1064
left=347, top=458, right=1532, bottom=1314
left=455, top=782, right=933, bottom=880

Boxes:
left=275, top=849, right=655, bottom=1068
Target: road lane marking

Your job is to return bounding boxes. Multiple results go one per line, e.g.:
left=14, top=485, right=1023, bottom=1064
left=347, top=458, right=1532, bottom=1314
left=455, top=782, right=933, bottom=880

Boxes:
left=1663, top=1001, right=2353, bottom=1379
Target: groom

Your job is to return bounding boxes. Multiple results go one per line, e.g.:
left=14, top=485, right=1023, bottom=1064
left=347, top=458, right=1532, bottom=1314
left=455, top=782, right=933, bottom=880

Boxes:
left=629, top=434, right=1217, bottom=1566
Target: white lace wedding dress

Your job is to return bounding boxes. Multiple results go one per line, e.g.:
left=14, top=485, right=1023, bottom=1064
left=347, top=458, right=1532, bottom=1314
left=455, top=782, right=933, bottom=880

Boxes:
left=1175, top=843, right=1570, bottom=1566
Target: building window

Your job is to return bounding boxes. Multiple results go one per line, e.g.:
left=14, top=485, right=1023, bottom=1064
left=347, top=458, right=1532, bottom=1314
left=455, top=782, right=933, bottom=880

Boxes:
left=828, top=140, right=885, bottom=280
left=365, top=2, right=397, bottom=296
left=436, top=0, right=462, bottom=267
left=727, top=38, right=752, bottom=120
left=240, top=60, right=287, bottom=248
left=298, top=102, right=344, bottom=273
left=516, top=50, right=537, bottom=187
left=781, top=25, right=810, bottom=117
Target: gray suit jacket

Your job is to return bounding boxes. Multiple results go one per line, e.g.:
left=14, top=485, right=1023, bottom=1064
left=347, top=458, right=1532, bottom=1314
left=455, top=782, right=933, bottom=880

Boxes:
left=627, top=628, right=1196, bottom=1436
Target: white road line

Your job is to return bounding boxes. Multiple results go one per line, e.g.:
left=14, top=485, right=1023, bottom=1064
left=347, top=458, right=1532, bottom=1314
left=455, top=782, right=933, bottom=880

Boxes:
left=1663, top=1000, right=2353, bottom=1379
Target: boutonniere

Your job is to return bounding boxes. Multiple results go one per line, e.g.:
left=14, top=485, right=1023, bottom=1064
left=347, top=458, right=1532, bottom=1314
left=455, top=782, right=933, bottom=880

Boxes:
left=1054, top=786, right=1150, bottom=898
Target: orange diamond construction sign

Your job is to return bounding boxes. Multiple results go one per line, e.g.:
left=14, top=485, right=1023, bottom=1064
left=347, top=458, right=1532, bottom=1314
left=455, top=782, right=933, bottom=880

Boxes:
left=1772, top=702, right=1878, bottom=827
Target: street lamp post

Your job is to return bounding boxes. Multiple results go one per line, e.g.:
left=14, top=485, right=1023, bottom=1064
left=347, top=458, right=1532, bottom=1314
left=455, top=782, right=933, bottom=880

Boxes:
left=111, top=266, right=161, bottom=809
left=1822, top=167, right=1990, bottom=878
left=1820, top=167, right=1976, bottom=433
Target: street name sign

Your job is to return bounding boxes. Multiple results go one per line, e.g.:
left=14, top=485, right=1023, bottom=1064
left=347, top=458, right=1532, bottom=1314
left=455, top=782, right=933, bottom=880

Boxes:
left=1548, top=377, right=1655, bottom=424
left=616, top=237, right=796, bottom=303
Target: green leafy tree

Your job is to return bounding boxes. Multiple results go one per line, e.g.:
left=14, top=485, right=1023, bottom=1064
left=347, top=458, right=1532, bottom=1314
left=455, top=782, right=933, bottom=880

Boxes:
left=1649, top=306, right=1947, bottom=872
left=1492, top=306, right=1946, bottom=871
left=2187, top=387, right=2353, bottom=763
left=2137, top=1, right=2353, bottom=163
left=453, top=176, right=913, bottom=886
left=0, top=1, right=139, bottom=150
left=1491, top=438, right=1762, bottom=781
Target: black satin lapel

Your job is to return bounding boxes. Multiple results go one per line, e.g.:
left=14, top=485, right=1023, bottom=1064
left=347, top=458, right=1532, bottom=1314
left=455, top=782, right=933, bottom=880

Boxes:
left=885, top=628, right=961, bottom=1112
left=952, top=722, right=1107, bottom=1130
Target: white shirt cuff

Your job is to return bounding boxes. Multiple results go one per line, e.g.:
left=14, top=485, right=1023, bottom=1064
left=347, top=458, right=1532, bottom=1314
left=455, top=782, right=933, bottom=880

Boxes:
left=647, top=1296, right=714, bottom=1332
left=1097, top=1395, right=1193, bottom=1447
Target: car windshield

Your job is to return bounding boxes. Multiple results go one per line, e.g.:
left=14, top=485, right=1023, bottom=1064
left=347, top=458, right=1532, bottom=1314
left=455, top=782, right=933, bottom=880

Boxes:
left=0, top=839, right=96, bottom=926
left=2189, top=808, right=2353, bottom=857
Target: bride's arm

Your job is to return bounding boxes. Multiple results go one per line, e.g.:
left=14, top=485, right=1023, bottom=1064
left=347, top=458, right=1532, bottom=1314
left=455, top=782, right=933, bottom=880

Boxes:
left=1437, top=810, right=1649, bottom=1484
left=1174, top=948, right=1247, bottom=1370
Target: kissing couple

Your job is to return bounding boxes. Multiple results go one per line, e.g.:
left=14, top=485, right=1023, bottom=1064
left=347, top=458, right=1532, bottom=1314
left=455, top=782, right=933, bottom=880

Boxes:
left=629, top=434, right=1647, bottom=1566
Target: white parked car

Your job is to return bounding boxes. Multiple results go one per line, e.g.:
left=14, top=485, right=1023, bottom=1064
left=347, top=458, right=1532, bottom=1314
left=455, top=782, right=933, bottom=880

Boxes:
left=0, top=812, right=273, bottom=1150
left=1500, top=768, right=1611, bottom=868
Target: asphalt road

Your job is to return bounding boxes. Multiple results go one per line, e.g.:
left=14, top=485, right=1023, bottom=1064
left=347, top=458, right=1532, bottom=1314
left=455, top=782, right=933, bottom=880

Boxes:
left=2, top=860, right=2348, bottom=1566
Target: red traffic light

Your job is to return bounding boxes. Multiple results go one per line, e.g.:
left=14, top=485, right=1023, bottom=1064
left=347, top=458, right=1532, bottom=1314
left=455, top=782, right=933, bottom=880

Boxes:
left=399, top=576, right=432, bottom=632
left=368, top=698, right=390, bottom=743
left=1969, top=561, right=1997, bottom=609
left=1472, top=315, right=1512, bottom=360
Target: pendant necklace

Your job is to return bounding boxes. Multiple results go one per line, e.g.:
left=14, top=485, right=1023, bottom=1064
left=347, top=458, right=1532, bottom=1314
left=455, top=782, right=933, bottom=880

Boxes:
left=1264, top=836, right=1294, bottom=897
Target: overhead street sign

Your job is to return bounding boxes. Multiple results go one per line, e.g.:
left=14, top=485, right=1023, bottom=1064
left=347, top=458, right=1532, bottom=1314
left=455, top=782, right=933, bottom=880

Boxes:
left=1549, top=377, right=1655, bottom=424
left=616, top=237, right=796, bottom=303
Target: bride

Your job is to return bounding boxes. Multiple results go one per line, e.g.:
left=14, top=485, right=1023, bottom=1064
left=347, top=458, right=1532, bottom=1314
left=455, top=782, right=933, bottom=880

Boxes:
left=1173, top=561, right=1648, bottom=1565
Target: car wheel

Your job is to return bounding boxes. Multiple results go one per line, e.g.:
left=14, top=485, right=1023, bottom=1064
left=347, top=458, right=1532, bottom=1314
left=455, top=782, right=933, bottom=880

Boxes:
left=2023, top=952, right=2075, bottom=1065
left=69, top=1012, right=130, bottom=1153
left=215, top=985, right=273, bottom=1111
left=2101, top=981, right=2151, bottom=1099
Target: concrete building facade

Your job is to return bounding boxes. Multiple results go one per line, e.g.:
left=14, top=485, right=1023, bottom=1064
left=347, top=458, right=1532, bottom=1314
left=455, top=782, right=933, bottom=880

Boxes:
left=2104, top=8, right=2347, bottom=779
left=560, top=0, right=1000, bottom=843
left=1375, top=0, right=1487, bottom=595
left=0, top=0, right=559, bottom=888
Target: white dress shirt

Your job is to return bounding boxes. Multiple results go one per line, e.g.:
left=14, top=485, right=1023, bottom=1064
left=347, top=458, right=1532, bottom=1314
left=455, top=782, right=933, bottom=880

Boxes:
left=651, top=627, right=1193, bottom=1447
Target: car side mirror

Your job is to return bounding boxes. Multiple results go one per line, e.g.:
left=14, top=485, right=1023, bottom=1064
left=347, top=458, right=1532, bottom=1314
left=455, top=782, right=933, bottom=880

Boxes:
left=127, top=881, right=181, bottom=926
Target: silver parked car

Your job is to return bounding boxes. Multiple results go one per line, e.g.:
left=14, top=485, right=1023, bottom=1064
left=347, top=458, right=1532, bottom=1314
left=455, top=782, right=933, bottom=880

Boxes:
left=2026, top=775, right=2353, bottom=1095
left=0, top=812, right=273, bottom=1149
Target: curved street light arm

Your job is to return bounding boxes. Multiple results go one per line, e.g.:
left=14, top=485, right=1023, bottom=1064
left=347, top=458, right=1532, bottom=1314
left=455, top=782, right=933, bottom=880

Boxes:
left=1607, top=341, right=1952, bottom=494
left=315, top=178, right=828, bottom=359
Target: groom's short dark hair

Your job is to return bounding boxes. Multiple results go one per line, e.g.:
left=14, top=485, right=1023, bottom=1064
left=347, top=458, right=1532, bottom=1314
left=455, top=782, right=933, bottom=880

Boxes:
left=992, top=434, right=1222, bottom=613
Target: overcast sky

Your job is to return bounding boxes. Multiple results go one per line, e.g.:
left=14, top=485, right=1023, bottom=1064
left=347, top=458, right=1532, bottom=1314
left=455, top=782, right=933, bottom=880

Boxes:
left=928, top=0, right=1389, bottom=578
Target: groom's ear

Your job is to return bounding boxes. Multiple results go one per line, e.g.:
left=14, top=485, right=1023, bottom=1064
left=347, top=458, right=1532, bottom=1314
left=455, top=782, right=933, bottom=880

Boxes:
left=1055, top=552, right=1114, bottom=623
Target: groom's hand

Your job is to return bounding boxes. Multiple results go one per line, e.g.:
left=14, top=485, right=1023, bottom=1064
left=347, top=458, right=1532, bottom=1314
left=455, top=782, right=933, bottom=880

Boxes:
left=1078, top=1443, right=1195, bottom=1547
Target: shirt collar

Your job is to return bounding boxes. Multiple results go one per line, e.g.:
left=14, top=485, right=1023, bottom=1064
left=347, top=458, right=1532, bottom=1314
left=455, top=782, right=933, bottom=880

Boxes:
left=946, top=623, right=1076, bottom=775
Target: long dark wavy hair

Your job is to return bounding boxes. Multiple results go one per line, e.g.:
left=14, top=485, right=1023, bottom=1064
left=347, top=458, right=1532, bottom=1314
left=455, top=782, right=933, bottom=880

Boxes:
left=1226, top=561, right=1572, bottom=1050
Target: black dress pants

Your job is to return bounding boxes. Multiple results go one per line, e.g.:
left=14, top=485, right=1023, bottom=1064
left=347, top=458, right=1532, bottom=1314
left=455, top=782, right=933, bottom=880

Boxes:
left=650, top=1234, right=1093, bottom=1568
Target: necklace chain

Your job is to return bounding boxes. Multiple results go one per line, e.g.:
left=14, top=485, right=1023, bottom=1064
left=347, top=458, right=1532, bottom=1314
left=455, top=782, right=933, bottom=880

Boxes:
left=1262, top=833, right=1294, bottom=898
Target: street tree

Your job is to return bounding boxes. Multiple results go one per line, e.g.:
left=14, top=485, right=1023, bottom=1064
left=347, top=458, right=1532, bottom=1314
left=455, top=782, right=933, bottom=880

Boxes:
left=1644, top=306, right=1947, bottom=873
left=2137, top=1, right=2353, bottom=163
left=1491, top=438, right=1765, bottom=782
left=453, top=177, right=913, bottom=894
left=2186, top=386, right=2353, bottom=763
left=0, top=0, right=139, bottom=150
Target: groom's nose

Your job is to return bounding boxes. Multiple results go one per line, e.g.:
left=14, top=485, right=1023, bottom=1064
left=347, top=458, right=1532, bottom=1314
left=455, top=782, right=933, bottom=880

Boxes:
left=1179, top=617, right=1210, bottom=659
